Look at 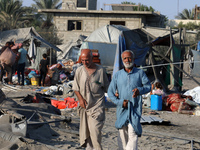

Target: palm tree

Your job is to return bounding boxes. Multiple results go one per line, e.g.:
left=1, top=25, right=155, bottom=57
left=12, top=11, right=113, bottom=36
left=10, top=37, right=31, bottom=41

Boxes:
left=175, top=8, right=195, bottom=19
left=121, top=1, right=136, bottom=5
left=139, top=4, right=155, bottom=12
left=0, top=0, right=33, bottom=31
left=121, top=1, right=155, bottom=12
left=32, top=0, right=62, bottom=28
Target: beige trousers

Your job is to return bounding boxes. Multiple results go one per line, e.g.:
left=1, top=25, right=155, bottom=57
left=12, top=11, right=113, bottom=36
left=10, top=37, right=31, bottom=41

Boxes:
left=118, top=123, right=138, bottom=150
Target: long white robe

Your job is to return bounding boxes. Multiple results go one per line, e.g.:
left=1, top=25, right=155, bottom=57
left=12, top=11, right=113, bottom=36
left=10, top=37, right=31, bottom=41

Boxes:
left=73, top=65, right=109, bottom=149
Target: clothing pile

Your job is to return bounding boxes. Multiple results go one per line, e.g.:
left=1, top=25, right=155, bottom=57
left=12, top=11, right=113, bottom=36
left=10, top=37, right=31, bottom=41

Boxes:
left=51, top=97, right=78, bottom=109
left=163, top=93, right=192, bottom=112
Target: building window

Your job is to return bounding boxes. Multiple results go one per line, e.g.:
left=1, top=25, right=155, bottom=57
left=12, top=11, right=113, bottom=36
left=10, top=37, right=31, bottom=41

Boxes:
left=110, top=21, right=125, bottom=26
left=68, top=20, right=82, bottom=31
left=77, top=0, right=86, bottom=8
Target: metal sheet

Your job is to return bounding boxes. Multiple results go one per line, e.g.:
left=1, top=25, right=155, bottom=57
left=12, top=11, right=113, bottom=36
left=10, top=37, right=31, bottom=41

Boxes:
left=140, top=115, right=163, bottom=124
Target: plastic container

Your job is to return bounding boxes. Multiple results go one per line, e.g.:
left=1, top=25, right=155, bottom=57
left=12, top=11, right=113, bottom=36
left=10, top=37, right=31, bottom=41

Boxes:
left=105, top=96, right=107, bottom=102
left=31, top=77, right=39, bottom=85
left=150, top=95, right=162, bottom=111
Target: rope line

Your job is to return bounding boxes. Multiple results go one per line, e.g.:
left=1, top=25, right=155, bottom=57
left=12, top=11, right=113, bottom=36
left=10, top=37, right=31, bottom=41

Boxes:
left=139, top=60, right=199, bottom=69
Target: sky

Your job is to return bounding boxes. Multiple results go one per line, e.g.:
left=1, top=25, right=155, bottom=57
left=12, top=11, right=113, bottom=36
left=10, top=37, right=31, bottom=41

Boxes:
left=23, top=0, right=200, bottom=19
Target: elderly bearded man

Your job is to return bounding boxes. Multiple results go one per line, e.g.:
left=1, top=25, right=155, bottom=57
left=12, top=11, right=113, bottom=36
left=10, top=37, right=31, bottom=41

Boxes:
left=73, top=49, right=109, bottom=150
left=108, top=50, right=151, bottom=150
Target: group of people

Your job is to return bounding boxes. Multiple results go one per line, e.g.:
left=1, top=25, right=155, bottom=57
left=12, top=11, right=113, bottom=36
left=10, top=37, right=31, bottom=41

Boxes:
left=0, top=41, right=31, bottom=85
left=73, top=49, right=151, bottom=150
left=0, top=41, right=157, bottom=149
left=0, top=41, right=61, bottom=86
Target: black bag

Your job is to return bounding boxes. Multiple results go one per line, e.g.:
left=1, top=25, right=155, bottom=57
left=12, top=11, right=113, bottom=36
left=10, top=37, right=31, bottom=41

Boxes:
left=51, top=69, right=60, bottom=85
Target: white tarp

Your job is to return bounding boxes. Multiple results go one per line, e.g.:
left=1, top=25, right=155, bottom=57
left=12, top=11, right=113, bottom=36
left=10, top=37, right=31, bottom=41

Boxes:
left=28, top=37, right=36, bottom=60
left=57, top=42, right=74, bottom=60
left=184, top=86, right=200, bottom=104
left=57, top=35, right=86, bottom=61
left=85, top=25, right=129, bottom=43
left=57, top=41, right=79, bottom=61
left=0, top=27, right=61, bottom=52
left=0, top=28, right=37, bottom=45
left=80, top=42, right=117, bottom=66
left=81, top=25, right=129, bottom=67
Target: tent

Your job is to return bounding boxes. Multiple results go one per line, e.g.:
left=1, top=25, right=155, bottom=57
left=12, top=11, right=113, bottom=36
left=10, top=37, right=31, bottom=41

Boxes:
left=57, top=35, right=86, bottom=62
left=0, top=27, right=62, bottom=70
left=79, top=25, right=200, bottom=92
left=80, top=25, right=150, bottom=74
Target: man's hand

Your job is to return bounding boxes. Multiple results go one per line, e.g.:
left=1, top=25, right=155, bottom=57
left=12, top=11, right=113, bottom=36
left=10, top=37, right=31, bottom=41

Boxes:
left=123, top=100, right=128, bottom=108
left=79, top=98, right=87, bottom=109
left=115, top=92, right=119, bottom=98
left=132, top=88, right=139, bottom=98
left=74, top=91, right=87, bottom=109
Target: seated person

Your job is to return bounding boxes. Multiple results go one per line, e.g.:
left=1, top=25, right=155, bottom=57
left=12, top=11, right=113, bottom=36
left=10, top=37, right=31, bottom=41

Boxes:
left=150, top=82, right=165, bottom=98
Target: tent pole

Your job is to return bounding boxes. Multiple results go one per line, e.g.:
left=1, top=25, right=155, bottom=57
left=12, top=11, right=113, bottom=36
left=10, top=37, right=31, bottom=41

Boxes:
left=165, top=44, right=172, bottom=57
left=179, top=28, right=186, bottom=91
left=169, top=28, right=177, bottom=89
left=179, top=28, right=183, bottom=91
left=50, top=48, right=52, bottom=66
left=165, top=28, right=174, bottom=56
left=168, top=28, right=181, bottom=90
left=149, top=48, right=158, bottom=80
left=153, top=49, right=200, bottom=86
left=150, top=48, right=168, bottom=92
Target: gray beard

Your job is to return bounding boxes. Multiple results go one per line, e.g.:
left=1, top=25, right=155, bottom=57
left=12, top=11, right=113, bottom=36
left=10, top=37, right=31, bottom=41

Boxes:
left=123, top=62, right=134, bottom=69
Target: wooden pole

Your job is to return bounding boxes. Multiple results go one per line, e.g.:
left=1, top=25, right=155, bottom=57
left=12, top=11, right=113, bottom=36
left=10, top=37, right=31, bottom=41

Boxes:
left=149, top=48, right=168, bottom=91
left=50, top=48, right=52, bottom=66
left=149, top=48, right=158, bottom=80
left=165, top=28, right=174, bottom=56
left=169, top=28, right=175, bottom=88
left=179, top=28, right=182, bottom=89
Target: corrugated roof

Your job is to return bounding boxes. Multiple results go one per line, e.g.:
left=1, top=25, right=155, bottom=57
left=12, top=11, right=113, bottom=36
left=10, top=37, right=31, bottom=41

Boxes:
left=141, top=115, right=164, bottom=124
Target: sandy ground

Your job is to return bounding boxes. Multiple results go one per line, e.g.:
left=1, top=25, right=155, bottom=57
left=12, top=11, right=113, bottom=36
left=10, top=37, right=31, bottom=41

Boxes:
left=0, top=76, right=200, bottom=150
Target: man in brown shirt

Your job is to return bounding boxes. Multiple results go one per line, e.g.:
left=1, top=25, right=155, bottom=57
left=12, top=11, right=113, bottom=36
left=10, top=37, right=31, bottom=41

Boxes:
left=73, top=49, right=109, bottom=150
left=0, top=41, right=15, bottom=84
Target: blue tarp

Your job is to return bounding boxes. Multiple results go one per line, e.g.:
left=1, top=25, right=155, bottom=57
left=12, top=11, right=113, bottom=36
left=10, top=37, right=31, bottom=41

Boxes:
left=197, top=41, right=200, bottom=51
left=112, top=34, right=150, bottom=76
left=130, top=42, right=150, bottom=66
left=113, top=33, right=126, bottom=76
